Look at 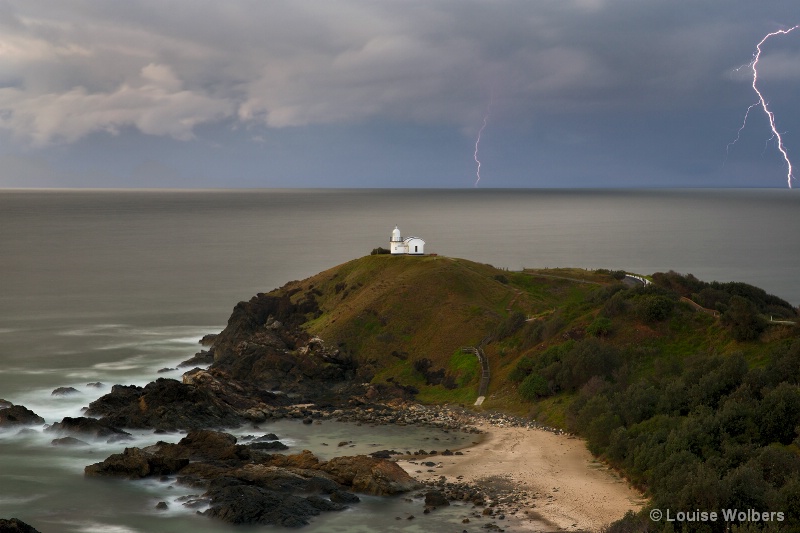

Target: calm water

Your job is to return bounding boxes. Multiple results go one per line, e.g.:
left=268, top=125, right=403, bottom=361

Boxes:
left=1, top=188, right=799, bottom=532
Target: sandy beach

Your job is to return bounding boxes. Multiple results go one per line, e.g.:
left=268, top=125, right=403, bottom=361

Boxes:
left=398, top=422, right=645, bottom=532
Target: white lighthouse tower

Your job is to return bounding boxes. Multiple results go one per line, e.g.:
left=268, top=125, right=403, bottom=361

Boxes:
left=390, top=226, right=425, bottom=255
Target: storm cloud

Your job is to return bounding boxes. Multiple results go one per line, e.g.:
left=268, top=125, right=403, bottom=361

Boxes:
left=0, top=0, right=797, bottom=186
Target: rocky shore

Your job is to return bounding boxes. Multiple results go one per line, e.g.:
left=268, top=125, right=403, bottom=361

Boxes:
left=1, top=286, right=612, bottom=531
left=84, top=428, right=420, bottom=526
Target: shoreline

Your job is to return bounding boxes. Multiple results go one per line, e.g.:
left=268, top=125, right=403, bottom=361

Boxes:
left=397, top=421, right=646, bottom=532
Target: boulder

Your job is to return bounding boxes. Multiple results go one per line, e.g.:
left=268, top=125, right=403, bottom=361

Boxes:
left=264, top=450, right=321, bottom=470
left=51, top=387, right=80, bottom=396
left=0, top=405, right=45, bottom=427
left=85, top=447, right=189, bottom=479
left=85, top=447, right=152, bottom=479
left=51, top=436, right=90, bottom=447
left=252, top=433, right=279, bottom=442
left=250, top=441, right=288, bottom=451
left=424, top=489, right=450, bottom=507
left=203, top=484, right=344, bottom=527
left=322, top=456, right=421, bottom=495
left=45, top=417, right=132, bottom=442
left=174, top=430, right=248, bottom=462
left=330, top=490, right=360, bottom=504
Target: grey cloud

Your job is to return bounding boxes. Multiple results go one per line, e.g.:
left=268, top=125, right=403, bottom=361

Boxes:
left=0, top=0, right=797, bottom=146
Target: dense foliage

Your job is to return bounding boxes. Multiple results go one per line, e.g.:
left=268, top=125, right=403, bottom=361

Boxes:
left=511, top=273, right=800, bottom=532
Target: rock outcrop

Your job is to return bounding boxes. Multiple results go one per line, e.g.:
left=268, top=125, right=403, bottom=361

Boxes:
left=51, top=386, right=80, bottom=396
left=84, top=375, right=289, bottom=430
left=206, top=293, right=365, bottom=401
left=45, top=416, right=132, bottom=442
left=0, top=404, right=44, bottom=427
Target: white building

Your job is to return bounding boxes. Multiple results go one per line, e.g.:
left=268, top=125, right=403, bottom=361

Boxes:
left=390, top=226, right=425, bottom=255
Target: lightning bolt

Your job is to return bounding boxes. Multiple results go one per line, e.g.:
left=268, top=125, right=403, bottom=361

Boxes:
left=735, top=26, right=800, bottom=188
left=473, top=98, right=492, bottom=188
left=726, top=102, right=759, bottom=159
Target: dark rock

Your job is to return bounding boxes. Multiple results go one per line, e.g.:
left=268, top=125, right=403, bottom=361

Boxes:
left=51, top=386, right=80, bottom=396
left=0, top=518, right=42, bottom=533
left=263, top=449, right=321, bottom=470
left=174, top=430, right=247, bottom=461
left=0, top=399, right=12, bottom=409
left=45, top=416, right=132, bottom=442
left=178, top=350, right=215, bottom=368
left=155, top=501, right=168, bottom=510
left=199, top=334, right=217, bottom=346
left=85, top=447, right=189, bottom=479
left=253, top=433, right=279, bottom=442
left=85, top=447, right=152, bottom=479
left=330, top=490, right=360, bottom=504
left=424, top=490, right=450, bottom=507
left=302, top=417, right=313, bottom=425
left=321, top=455, right=421, bottom=495
left=84, top=424, right=425, bottom=528
left=370, top=450, right=392, bottom=459
left=250, top=441, right=288, bottom=451
left=209, top=293, right=367, bottom=401
left=202, top=484, right=345, bottom=526
left=86, top=382, right=104, bottom=388
left=157, top=368, right=177, bottom=373
left=84, top=377, right=275, bottom=430
left=0, top=405, right=45, bottom=427
left=51, top=436, right=90, bottom=447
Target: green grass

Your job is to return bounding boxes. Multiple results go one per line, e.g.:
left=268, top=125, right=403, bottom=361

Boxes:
left=416, top=384, right=478, bottom=405
left=449, top=350, right=479, bottom=387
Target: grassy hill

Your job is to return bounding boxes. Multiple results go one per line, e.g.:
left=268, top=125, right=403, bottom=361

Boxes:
left=270, top=254, right=798, bottom=418
left=264, top=254, right=800, bottom=532
left=273, top=254, right=612, bottom=404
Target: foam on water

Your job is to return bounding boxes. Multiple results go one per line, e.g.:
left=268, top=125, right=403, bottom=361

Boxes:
left=0, top=494, right=47, bottom=505
left=65, top=522, right=143, bottom=533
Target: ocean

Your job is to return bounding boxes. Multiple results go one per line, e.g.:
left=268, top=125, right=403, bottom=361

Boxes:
left=1, top=188, right=799, bottom=532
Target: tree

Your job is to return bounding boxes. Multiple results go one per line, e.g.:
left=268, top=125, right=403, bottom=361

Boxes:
left=519, top=373, right=549, bottom=400
left=722, top=296, right=766, bottom=341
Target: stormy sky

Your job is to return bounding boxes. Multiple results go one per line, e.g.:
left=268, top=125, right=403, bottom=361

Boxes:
left=0, top=1, right=798, bottom=188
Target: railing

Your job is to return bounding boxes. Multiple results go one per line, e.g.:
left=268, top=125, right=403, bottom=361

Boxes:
left=461, top=344, right=490, bottom=397
left=625, top=274, right=651, bottom=286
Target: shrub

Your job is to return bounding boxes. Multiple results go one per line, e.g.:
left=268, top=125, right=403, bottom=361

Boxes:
left=722, top=295, right=766, bottom=341
left=494, top=311, right=526, bottom=340
left=519, top=373, right=549, bottom=401
left=636, top=295, right=674, bottom=322
left=587, top=316, right=613, bottom=337
left=370, top=247, right=390, bottom=255
left=509, top=356, right=535, bottom=382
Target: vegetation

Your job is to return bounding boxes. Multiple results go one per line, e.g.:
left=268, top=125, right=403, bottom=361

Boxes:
left=266, top=256, right=800, bottom=532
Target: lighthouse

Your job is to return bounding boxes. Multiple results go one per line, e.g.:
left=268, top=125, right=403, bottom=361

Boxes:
left=390, top=226, right=425, bottom=255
